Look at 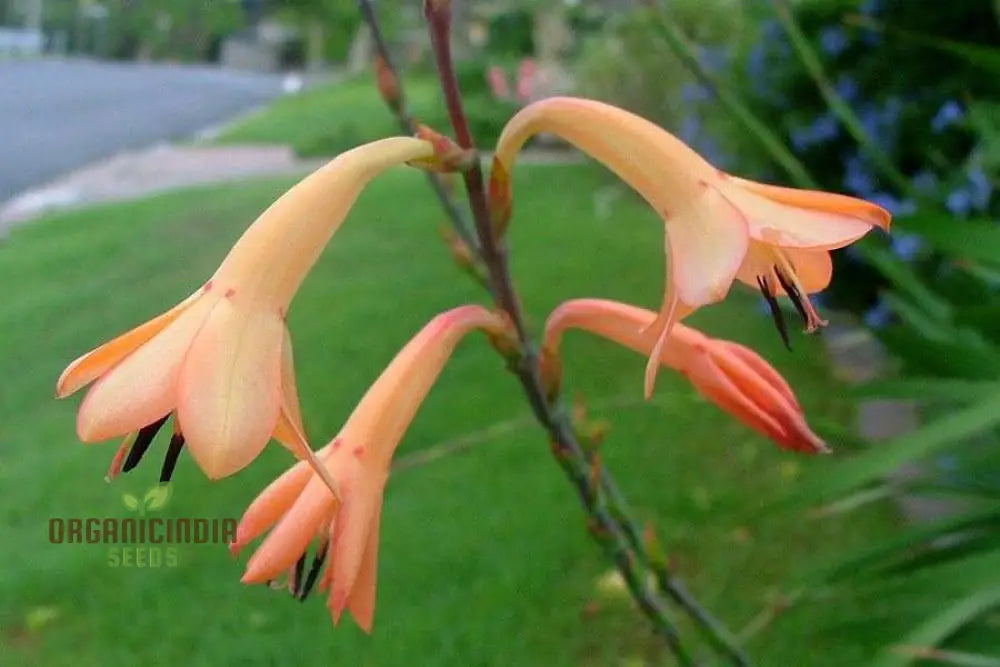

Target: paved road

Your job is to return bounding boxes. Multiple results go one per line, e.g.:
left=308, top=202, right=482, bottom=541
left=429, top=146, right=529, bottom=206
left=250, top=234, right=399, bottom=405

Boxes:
left=0, top=59, right=283, bottom=201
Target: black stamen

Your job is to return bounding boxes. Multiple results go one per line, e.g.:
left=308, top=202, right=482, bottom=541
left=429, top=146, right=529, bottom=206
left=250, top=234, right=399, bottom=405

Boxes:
left=774, top=265, right=810, bottom=327
left=297, top=544, right=329, bottom=601
left=159, top=433, right=185, bottom=483
left=122, top=415, right=170, bottom=473
left=757, top=275, right=791, bottom=351
left=291, top=553, right=306, bottom=597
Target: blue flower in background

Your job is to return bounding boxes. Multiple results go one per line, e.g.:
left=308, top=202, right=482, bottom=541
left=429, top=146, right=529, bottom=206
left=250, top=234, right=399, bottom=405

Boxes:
left=680, top=82, right=712, bottom=104
left=860, top=0, right=883, bottom=15
left=746, top=44, right=771, bottom=96
left=698, top=45, right=731, bottom=74
left=791, top=113, right=840, bottom=152
left=694, top=134, right=730, bottom=169
left=679, top=115, right=701, bottom=145
left=858, top=0, right=884, bottom=43
left=931, top=100, right=963, bottom=133
left=858, top=97, right=902, bottom=149
left=967, top=165, right=993, bottom=210
left=883, top=96, right=903, bottom=122
left=911, top=170, right=939, bottom=195
left=834, top=74, right=859, bottom=103
left=870, top=192, right=916, bottom=217
left=863, top=300, right=894, bottom=329
left=890, top=233, right=923, bottom=261
left=819, top=26, right=849, bottom=57
left=812, top=113, right=840, bottom=141
left=762, top=18, right=784, bottom=44
left=844, top=154, right=875, bottom=197
left=947, top=188, right=973, bottom=217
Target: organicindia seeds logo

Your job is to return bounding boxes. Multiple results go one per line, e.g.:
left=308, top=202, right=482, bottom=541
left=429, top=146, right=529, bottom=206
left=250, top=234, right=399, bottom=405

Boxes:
left=48, top=483, right=237, bottom=568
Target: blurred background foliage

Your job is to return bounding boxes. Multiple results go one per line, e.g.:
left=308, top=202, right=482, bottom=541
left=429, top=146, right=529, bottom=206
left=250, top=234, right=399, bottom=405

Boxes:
left=574, top=0, right=1000, bottom=662
left=5, top=0, right=1000, bottom=662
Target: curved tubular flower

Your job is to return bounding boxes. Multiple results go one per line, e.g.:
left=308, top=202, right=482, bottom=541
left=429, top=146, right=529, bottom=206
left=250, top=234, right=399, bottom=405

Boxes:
left=543, top=298, right=826, bottom=454
left=56, top=137, right=435, bottom=482
left=231, top=305, right=508, bottom=631
left=495, top=96, right=890, bottom=396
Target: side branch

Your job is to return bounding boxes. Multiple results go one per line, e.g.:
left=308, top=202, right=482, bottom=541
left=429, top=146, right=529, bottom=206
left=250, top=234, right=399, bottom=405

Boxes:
left=356, top=0, right=477, bottom=251
left=416, top=1, right=749, bottom=664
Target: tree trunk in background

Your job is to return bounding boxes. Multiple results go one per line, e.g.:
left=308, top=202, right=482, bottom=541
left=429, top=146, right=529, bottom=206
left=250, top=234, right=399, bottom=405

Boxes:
left=306, top=17, right=325, bottom=72
left=347, top=23, right=373, bottom=74
left=531, top=5, right=575, bottom=101
left=24, top=0, right=42, bottom=31
left=449, top=0, right=472, bottom=61
left=533, top=6, right=572, bottom=62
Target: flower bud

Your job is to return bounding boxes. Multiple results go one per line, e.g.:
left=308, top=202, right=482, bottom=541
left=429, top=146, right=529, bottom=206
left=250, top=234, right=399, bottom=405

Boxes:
left=373, top=55, right=401, bottom=111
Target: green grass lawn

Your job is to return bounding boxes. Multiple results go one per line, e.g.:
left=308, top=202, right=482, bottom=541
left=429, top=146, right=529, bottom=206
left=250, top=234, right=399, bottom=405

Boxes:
left=212, top=73, right=513, bottom=158
left=2, top=163, right=916, bottom=665
left=212, top=74, right=450, bottom=157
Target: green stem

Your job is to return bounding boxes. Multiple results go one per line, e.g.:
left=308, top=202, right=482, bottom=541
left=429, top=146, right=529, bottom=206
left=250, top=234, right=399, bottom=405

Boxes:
left=420, top=1, right=710, bottom=662
left=355, top=0, right=478, bottom=252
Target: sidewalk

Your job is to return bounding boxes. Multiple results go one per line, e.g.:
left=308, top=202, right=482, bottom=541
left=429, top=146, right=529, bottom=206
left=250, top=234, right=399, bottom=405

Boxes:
left=0, top=144, right=582, bottom=238
left=0, top=144, right=324, bottom=237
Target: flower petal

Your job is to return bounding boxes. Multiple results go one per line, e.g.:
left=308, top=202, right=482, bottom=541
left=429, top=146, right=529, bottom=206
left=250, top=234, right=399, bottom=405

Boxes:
left=278, top=325, right=304, bottom=434
left=230, top=458, right=315, bottom=556
left=176, top=301, right=283, bottom=479
left=346, top=505, right=381, bottom=633
left=668, top=185, right=750, bottom=308
left=716, top=340, right=801, bottom=412
left=721, top=176, right=889, bottom=250
left=705, top=343, right=825, bottom=453
left=76, top=295, right=216, bottom=442
left=57, top=291, right=201, bottom=397
left=242, top=473, right=338, bottom=583
left=729, top=176, right=891, bottom=231
left=212, top=137, right=436, bottom=309
left=328, top=466, right=384, bottom=622
left=685, top=353, right=791, bottom=446
left=735, top=244, right=833, bottom=295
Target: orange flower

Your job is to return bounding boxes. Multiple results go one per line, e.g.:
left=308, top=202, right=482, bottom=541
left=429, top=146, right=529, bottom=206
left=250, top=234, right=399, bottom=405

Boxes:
left=232, top=305, right=508, bottom=631
left=543, top=299, right=826, bottom=453
left=57, top=138, right=436, bottom=482
left=495, top=97, right=890, bottom=396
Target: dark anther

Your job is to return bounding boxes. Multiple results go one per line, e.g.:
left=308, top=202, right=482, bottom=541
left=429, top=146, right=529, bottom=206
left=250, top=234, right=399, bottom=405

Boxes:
left=757, top=274, right=791, bottom=351
left=297, top=544, right=329, bottom=601
left=774, top=265, right=810, bottom=327
left=291, top=553, right=306, bottom=597
left=122, top=415, right=170, bottom=474
left=159, top=433, right=185, bottom=483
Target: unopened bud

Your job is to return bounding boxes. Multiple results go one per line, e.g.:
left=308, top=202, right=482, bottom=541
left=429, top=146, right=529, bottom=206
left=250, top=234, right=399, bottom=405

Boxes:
left=485, top=310, right=520, bottom=363
left=571, top=393, right=610, bottom=450
left=488, top=156, right=512, bottom=240
left=439, top=224, right=474, bottom=270
left=374, top=55, right=401, bottom=110
left=539, top=343, right=562, bottom=403
left=643, top=522, right=669, bottom=571
left=409, top=125, right=477, bottom=173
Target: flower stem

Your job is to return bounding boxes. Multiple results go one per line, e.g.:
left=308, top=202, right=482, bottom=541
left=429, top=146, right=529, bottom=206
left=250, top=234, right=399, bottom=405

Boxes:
left=356, top=0, right=478, bottom=252
left=419, top=1, right=741, bottom=663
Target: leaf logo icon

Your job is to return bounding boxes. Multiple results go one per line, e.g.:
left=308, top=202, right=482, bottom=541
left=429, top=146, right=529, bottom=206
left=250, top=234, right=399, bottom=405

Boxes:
left=143, top=484, right=172, bottom=512
left=122, top=493, right=140, bottom=513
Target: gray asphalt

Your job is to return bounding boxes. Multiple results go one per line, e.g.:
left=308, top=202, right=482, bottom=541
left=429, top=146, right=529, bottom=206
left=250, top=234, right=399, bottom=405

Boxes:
left=0, top=59, right=283, bottom=201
